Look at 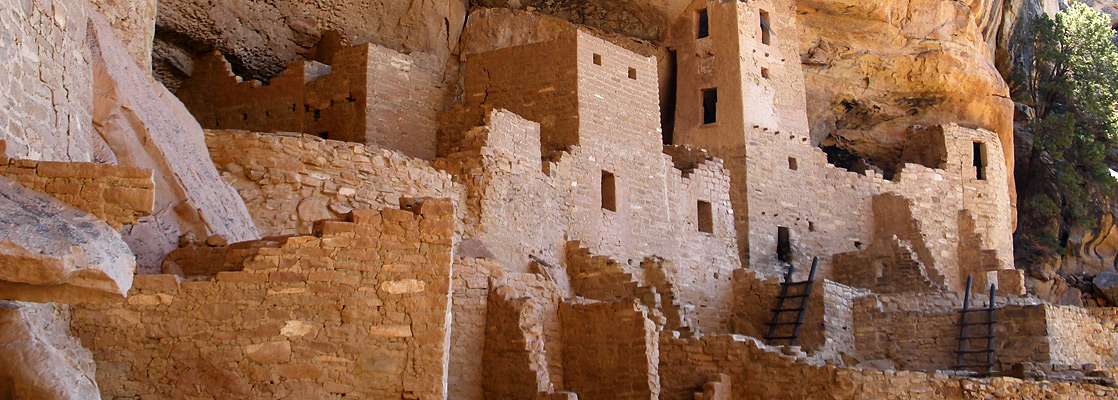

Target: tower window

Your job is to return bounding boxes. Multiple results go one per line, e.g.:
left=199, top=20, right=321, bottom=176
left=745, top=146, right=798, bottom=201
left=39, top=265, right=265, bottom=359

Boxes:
left=788, top=157, right=798, bottom=170
left=761, top=68, right=770, bottom=79
left=698, top=201, right=713, bottom=233
left=593, top=53, right=602, bottom=65
left=697, top=9, right=710, bottom=39
left=602, top=171, right=617, bottom=211
left=702, top=88, right=718, bottom=125
left=777, top=227, right=792, bottom=262
left=973, top=141, right=987, bottom=180
left=629, top=67, right=638, bottom=80
left=760, top=10, right=772, bottom=45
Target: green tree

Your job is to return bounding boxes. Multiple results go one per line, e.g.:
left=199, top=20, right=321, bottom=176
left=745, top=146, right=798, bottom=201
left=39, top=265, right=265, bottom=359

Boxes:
left=1014, top=3, right=1118, bottom=259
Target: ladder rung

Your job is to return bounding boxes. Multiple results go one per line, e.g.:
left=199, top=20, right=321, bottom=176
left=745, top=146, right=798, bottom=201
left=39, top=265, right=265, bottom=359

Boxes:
left=959, top=308, right=997, bottom=313
left=766, top=321, right=802, bottom=326
left=764, top=335, right=797, bottom=340
left=958, top=320, right=996, bottom=325
left=769, top=308, right=804, bottom=315
left=782, top=281, right=811, bottom=287
left=954, top=349, right=994, bottom=354
left=776, top=294, right=808, bottom=299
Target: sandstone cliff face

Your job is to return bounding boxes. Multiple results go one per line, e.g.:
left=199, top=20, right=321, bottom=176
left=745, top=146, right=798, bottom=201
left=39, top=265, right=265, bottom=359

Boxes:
left=0, top=302, right=100, bottom=399
left=89, top=14, right=261, bottom=272
left=794, top=0, right=1015, bottom=204
left=152, top=0, right=468, bottom=87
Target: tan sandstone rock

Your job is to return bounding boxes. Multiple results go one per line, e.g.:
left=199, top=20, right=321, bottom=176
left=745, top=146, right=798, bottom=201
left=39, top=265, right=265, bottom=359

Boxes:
left=0, top=176, right=134, bottom=303
left=153, top=0, right=469, bottom=85
left=795, top=0, right=1017, bottom=212
left=86, top=0, right=157, bottom=71
left=87, top=14, right=260, bottom=272
left=0, top=301, right=99, bottom=399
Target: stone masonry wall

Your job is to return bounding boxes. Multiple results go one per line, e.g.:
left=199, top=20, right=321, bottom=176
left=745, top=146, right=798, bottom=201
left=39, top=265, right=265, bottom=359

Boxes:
left=0, top=0, right=96, bottom=162
left=453, top=34, right=739, bottom=333
left=70, top=199, right=455, bottom=399
left=450, top=257, right=566, bottom=400
left=560, top=300, right=660, bottom=400
left=207, top=130, right=460, bottom=237
left=0, top=152, right=155, bottom=230
left=179, top=42, right=441, bottom=160
left=659, top=334, right=1118, bottom=400
left=850, top=293, right=1055, bottom=371
left=664, top=0, right=1014, bottom=293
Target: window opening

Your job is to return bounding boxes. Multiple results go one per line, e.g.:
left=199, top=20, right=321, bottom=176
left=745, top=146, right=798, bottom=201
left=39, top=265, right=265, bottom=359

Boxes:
left=602, top=171, right=617, bottom=211
left=777, top=227, right=792, bottom=262
left=698, top=201, right=713, bottom=233
left=697, top=9, right=710, bottom=39
left=702, top=88, right=718, bottom=125
left=760, top=10, right=772, bottom=45
left=973, top=141, right=987, bottom=180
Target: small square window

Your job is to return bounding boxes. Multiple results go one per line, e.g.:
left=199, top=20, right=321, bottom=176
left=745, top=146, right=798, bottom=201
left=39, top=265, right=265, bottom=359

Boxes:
left=808, top=221, right=816, bottom=232
left=761, top=68, right=770, bottom=79
left=788, top=157, right=798, bottom=170
left=698, top=201, right=713, bottom=233
left=628, top=67, right=638, bottom=80
left=593, top=53, right=602, bottom=65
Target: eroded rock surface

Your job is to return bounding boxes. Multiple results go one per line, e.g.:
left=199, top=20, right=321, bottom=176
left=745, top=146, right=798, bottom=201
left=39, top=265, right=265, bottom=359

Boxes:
left=0, top=301, right=99, bottom=400
left=0, top=176, right=134, bottom=303
left=795, top=0, right=1014, bottom=176
left=88, top=14, right=260, bottom=272
left=153, top=0, right=469, bottom=86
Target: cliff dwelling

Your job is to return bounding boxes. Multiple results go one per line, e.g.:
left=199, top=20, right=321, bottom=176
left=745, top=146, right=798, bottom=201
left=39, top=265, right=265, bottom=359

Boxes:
left=2, top=0, right=1118, bottom=399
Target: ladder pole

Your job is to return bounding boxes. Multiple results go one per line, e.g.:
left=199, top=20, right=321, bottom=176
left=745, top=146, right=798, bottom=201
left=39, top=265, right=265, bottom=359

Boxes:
left=789, top=257, right=819, bottom=347
left=986, top=283, right=997, bottom=374
left=956, top=275, right=973, bottom=368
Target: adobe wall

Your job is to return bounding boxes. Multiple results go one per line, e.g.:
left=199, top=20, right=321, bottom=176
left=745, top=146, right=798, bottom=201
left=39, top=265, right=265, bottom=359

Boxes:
left=0, top=0, right=96, bottom=162
left=444, top=88, right=738, bottom=332
left=450, top=257, right=566, bottom=400
left=206, top=130, right=461, bottom=237
left=659, top=334, right=1118, bottom=400
left=846, top=293, right=1118, bottom=371
left=662, top=0, right=1014, bottom=292
left=560, top=300, right=660, bottom=400
left=0, top=155, right=155, bottom=230
left=180, top=43, right=441, bottom=160
left=70, top=200, right=455, bottom=399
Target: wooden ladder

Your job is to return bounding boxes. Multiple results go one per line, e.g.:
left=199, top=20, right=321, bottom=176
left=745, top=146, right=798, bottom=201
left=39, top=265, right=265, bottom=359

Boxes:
left=764, top=256, right=818, bottom=347
left=954, top=275, right=997, bottom=375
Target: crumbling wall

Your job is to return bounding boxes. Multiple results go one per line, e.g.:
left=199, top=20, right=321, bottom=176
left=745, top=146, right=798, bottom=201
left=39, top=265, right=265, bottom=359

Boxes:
left=659, top=334, right=1118, bottom=400
left=70, top=200, right=455, bottom=399
left=450, top=257, right=565, bottom=400
left=850, top=293, right=1055, bottom=371
left=0, top=0, right=95, bottom=162
left=451, top=33, right=739, bottom=333
left=180, top=42, right=442, bottom=159
left=560, top=300, right=660, bottom=400
left=482, top=287, right=551, bottom=399
left=0, top=155, right=154, bottom=230
left=207, top=130, right=460, bottom=237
